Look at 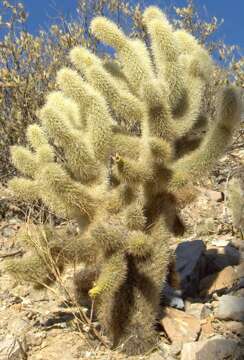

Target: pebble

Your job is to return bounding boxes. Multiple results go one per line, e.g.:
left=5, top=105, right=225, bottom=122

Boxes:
left=185, top=302, right=212, bottom=319
left=1, top=226, right=16, bottom=238
left=181, top=336, right=241, bottom=360
left=0, top=334, right=27, bottom=360
left=199, top=266, right=237, bottom=296
left=215, top=295, right=244, bottom=321
left=225, top=320, right=244, bottom=335
left=161, top=307, right=201, bottom=343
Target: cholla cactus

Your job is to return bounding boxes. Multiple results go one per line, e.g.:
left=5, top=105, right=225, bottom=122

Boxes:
left=5, top=6, right=241, bottom=354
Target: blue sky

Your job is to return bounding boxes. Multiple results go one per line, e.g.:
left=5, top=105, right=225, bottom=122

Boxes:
left=6, top=0, right=244, bottom=49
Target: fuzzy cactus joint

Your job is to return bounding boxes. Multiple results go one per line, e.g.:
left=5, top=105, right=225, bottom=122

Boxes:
left=5, top=6, right=241, bottom=355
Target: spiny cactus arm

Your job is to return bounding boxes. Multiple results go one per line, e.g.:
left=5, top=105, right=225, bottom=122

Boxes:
left=175, top=30, right=213, bottom=79
left=27, top=124, right=49, bottom=149
left=126, top=231, right=152, bottom=258
left=4, top=255, right=57, bottom=287
left=91, top=221, right=125, bottom=255
left=8, top=178, right=40, bottom=202
left=69, top=46, right=102, bottom=78
left=35, top=144, right=55, bottom=164
left=14, top=224, right=52, bottom=250
left=57, top=69, right=114, bottom=161
left=55, top=67, right=90, bottom=122
left=87, top=109, right=113, bottom=163
left=70, top=47, right=145, bottom=132
left=103, top=59, right=130, bottom=90
left=58, top=233, right=98, bottom=265
left=39, top=191, right=74, bottom=220
left=89, top=253, right=127, bottom=299
left=143, top=7, right=185, bottom=112
left=112, top=153, right=152, bottom=186
left=46, top=91, right=82, bottom=129
left=90, top=17, right=154, bottom=94
left=40, top=101, right=79, bottom=146
left=169, top=86, right=241, bottom=189
left=5, top=224, right=99, bottom=289
left=175, top=29, right=212, bottom=69
left=39, top=163, right=97, bottom=220
left=124, top=199, right=146, bottom=231
left=27, top=124, right=55, bottom=164
left=174, top=29, right=200, bottom=55
left=39, top=104, right=98, bottom=183
left=173, top=76, right=205, bottom=138
left=112, top=133, right=142, bottom=160
left=142, top=5, right=165, bottom=22
left=105, top=184, right=135, bottom=214
left=30, top=226, right=98, bottom=265
left=143, top=79, right=175, bottom=141
left=149, top=137, right=173, bottom=163
left=9, top=175, right=72, bottom=219
left=11, top=146, right=37, bottom=177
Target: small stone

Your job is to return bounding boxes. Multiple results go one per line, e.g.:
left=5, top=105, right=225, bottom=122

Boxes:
left=200, top=266, right=237, bottom=296
left=216, top=295, right=244, bottom=321
left=0, top=334, right=27, bottom=360
left=185, top=302, right=212, bottom=319
left=7, top=315, right=30, bottom=337
left=181, top=336, right=241, bottom=360
left=1, top=226, right=15, bottom=238
left=161, top=307, right=201, bottom=343
left=225, top=321, right=244, bottom=335
left=205, top=189, right=224, bottom=202
left=26, top=332, right=45, bottom=347
left=211, top=238, right=230, bottom=247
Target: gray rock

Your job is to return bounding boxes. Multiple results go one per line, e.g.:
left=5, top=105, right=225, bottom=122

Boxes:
left=225, top=321, right=244, bottom=335
left=216, top=295, right=244, bottom=321
left=1, top=226, right=15, bottom=238
left=185, top=302, right=212, bottom=319
left=26, top=332, right=45, bottom=348
left=175, top=240, right=206, bottom=296
left=199, top=266, right=237, bottom=296
left=161, top=307, right=201, bottom=343
left=181, top=336, right=242, bottom=360
left=0, top=334, right=27, bottom=360
left=7, top=316, right=30, bottom=337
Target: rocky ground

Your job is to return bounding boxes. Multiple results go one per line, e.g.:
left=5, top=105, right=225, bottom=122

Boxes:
left=0, top=144, right=243, bottom=359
